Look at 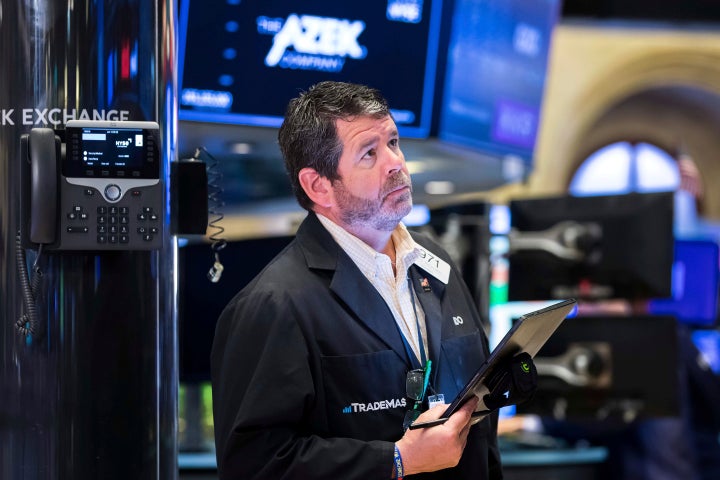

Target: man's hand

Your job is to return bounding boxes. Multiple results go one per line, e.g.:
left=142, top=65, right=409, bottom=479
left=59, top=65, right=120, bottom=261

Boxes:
left=394, top=397, right=479, bottom=475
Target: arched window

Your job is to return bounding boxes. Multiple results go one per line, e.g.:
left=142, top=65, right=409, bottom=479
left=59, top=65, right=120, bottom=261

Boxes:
left=569, top=142, right=680, bottom=196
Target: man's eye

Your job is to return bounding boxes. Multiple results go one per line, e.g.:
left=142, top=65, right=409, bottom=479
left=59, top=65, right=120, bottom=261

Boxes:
left=362, top=148, right=376, bottom=159
left=389, top=138, right=399, bottom=148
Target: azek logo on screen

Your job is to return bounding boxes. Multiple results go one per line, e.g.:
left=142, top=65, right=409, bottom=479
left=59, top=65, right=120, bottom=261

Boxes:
left=257, top=14, right=367, bottom=73
left=342, top=397, right=406, bottom=414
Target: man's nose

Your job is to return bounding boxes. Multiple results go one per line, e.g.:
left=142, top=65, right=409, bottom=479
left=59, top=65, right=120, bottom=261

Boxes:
left=384, top=148, right=405, bottom=174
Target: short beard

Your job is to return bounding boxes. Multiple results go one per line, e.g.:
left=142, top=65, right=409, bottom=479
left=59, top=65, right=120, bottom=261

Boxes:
left=333, top=171, right=413, bottom=231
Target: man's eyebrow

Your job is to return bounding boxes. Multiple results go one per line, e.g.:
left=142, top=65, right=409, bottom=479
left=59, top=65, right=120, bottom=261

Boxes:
left=354, top=125, right=398, bottom=153
left=357, top=136, right=379, bottom=152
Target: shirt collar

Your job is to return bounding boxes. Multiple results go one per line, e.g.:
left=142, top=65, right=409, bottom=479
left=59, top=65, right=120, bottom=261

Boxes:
left=316, top=214, right=421, bottom=278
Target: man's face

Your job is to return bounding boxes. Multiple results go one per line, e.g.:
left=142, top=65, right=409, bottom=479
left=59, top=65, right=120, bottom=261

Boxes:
left=330, top=115, right=413, bottom=232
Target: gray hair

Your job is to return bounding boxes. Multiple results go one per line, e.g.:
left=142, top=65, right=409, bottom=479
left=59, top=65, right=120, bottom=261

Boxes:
left=278, top=81, right=392, bottom=210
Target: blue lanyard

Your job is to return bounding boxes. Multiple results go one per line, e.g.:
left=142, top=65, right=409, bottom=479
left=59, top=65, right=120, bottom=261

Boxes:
left=399, top=276, right=427, bottom=370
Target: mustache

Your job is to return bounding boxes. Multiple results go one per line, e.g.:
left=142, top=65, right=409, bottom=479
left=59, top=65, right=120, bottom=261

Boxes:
left=381, top=171, right=412, bottom=196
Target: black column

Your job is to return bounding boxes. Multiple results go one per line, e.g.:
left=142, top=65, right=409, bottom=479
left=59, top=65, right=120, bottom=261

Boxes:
left=0, top=1, right=178, bottom=479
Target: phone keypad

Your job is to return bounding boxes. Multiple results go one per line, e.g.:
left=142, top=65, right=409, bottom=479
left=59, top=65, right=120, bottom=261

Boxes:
left=60, top=182, right=163, bottom=250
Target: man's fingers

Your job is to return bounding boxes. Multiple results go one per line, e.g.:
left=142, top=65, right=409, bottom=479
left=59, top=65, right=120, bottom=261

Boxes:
left=414, top=403, right=448, bottom=421
left=445, top=396, right=479, bottom=429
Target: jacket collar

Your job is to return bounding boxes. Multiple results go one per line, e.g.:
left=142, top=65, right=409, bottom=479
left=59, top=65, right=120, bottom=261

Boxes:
left=296, top=212, right=447, bottom=367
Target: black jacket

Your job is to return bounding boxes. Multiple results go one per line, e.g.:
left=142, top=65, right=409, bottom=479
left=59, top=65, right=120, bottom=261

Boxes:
left=211, top=212, right=503, bottom=479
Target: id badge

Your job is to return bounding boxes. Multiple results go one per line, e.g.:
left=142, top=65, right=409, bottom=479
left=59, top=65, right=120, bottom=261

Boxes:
left=428, top=394, right=445, bottom=409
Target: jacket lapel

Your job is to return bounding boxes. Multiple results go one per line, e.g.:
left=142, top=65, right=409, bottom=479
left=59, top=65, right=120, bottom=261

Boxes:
left=297, top=213, right=410, bottom=366
left=408, top=265, right=446, bottom=365
left=330, top=255, right=409, bottom=364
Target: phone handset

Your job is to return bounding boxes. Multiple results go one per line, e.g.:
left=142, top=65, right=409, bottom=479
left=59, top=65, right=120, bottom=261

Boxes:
left=27, top=128, right=60, bottom=245
left=16, top=127, right=59, bottom=340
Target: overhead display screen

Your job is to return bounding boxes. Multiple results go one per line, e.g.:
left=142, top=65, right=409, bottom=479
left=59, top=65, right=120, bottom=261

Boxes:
left=439, top=0, right=560, bottom=163
left=179, top=0, right=443, bottom=138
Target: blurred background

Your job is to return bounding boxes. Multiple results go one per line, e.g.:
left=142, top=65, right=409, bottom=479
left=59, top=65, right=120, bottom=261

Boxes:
left=175, top=1, right=720, bottom=479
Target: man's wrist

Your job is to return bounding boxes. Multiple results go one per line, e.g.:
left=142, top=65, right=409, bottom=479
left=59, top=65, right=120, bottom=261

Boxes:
left=391, top=444, right=404, bottom=479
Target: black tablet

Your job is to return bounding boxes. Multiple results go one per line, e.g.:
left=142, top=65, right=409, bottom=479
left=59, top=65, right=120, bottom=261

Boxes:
left=409, top=298, right=577, bottom=429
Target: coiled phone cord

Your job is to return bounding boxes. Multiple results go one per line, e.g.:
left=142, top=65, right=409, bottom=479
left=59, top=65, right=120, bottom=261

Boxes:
left=15, top=231, right=42, bottom=338
left=193, top=147, right=227, bottom=283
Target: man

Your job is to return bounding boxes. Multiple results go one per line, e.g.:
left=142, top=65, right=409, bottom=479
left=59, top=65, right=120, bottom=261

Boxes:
left=211, top=81, right=503, bottom=479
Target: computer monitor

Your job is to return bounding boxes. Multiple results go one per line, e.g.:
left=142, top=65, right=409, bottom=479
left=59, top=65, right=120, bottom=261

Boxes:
left=438, top=0, right=561, bottom=164
left=517, top=314, right=681, bottom=421
left=178, top=235, right=295, bottom=383
left=507, top=192, right=674, bottom=301
left=178, top=0, right=443, bottom=138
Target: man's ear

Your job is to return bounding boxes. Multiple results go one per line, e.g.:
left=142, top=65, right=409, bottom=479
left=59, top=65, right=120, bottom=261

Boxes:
left=298, top=167, right=333, bottom=207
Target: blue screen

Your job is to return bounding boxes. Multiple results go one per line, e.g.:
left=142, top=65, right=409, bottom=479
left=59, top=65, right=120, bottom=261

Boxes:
left=438, top=0, right=560, bottom=162
left=648, top=239, right=720, bottom=326
left=179, top=0, right=442, bottom=138
left=691, top=329, right=720, bottom=374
